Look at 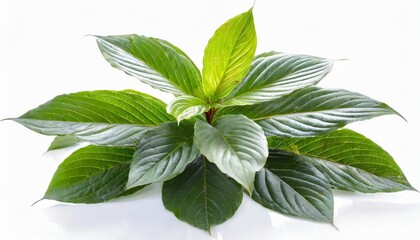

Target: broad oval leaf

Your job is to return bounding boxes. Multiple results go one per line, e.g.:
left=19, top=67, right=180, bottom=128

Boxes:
left=162, top=155, right=243, bottom=232
left=96, top=35, right=203, bottom=97
left=126, top=122, right=198, bottom=188
left=44, top=145, right=145, bottom=203
left=253, top=149, right=333, bottom=223
left=11, top=90, right=174, bottom=146
left=166, top=95, right=210, bottom=123
left=218, top=86, right=401, bottom=137
left=47, top=135, right=79, bottom=151
left=268, top=129, right=413, bottom=192
left=202, top=8, right=257, bottom=101
left=224, top=52, right=334, bottom=106
left=194, top=115, right=268, bottom=193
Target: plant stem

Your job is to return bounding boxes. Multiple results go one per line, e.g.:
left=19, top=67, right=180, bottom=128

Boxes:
left=205, top=108, right=216, bottom=125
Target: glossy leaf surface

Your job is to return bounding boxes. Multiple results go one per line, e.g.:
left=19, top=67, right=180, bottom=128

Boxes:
left=166, top=95, right=210, bottom=123
left=253, top=149, right=333, bottom=223
left=12, top=90, right=173, bottom=146
left=96, top=35, right=202, bottom=96
left=269, top=129, right=413, bottom=192
left=218, top=87, right=400, bottom=137
left=224, top=52, right=333, bottom=106
left=127, top=122, right=198, bottom=188
left=162, top=156, right=243, bottom=231
left=194, top=115, right=268, bottom=193
left=44, top=145, right=144, bottom=203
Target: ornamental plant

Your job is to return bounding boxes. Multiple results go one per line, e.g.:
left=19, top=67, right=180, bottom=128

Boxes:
left=8, top=8, right=414, bottom=232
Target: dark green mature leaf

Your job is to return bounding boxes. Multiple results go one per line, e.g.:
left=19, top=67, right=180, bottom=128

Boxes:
left=224, top=52, right=333, bottom=106
left=47, top=135, right=79, bottom=151
left=269, top=129, right=413, bottom=192
left=202, top=8, right=257, bottom=101
left=44, top=145, right=145, bottom=203
left=162, top=155, right=243, bottom=231
left=96, top=35, right=203, bottom=97
left=12, top=90, right=174, bottom=146
left=126, top=122, right=198, bottom=189
left=194, top=115, right=268, bottom=193
left=253, top=149, right=333, bottom=223
left=218, top=86, right=400, bottom=137
left=166, top=95, right=211, bottom=123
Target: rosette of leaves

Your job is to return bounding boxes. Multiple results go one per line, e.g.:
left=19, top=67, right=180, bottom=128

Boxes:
left=8, top=8, right=414, bottom=232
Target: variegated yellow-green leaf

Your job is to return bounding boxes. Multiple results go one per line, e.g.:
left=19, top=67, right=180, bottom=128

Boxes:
left=202, top=8, right=257, bottom=101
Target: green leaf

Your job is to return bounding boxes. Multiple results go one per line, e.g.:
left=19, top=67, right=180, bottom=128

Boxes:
left=166, top=95, right=211, bottom=123
left=12, top=90, right=174, bottom=146
left=44, top=145, right=145, bottom=203
left=96, top=35, right=203, bottom=97
left=194, top=115, right=268, bottom=193
left=224, top=52, right=334, bottom=106
left=126, top=122, right=198, bottom=188
left=253, top=149, right=333, bottom=223
left=218, top=86, right=400, bottom=137
left=47, top=135, right=79, bottom=151
left=162, top=155, right=243, bottom=232
left=269, top=129, right=413, bottom=192
left=202, top=8, right=257, bottom=101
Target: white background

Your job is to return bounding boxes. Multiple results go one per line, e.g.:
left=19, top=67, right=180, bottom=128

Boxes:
left=1, top=0, right=420, bottom=239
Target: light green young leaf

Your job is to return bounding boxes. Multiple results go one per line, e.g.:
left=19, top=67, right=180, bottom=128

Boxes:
left=12, top=90, right=174, bottom=146
left=162, top=155, right=243, bottom=232
left=224, top=52, right=334, bottom=106
left=217, top=86, right=401, bottom=137
left=96, top=35, right=203, bottom=97
left=166, top=95, right=210, bottom=123
left=194, top=115, right=268, bottom=193
left=47, top=135, right=79, bottom=151
left=44, top=145, right=145, bottom=203
left=202, top=8, right=257, bottom=101
left=253, top=149, right=334, bottom=223
left=269, top=129, right=413, bottom=192
left=127, top=122, right=198, bottom=188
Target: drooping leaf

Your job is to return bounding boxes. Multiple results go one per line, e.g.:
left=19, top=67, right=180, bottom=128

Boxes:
left=162, top=155, right=243, bottom=231
left=269, top=129, right=413, bottom=192
left=253, top=149, right=333, bottom=223
left=11, top=90, right=174, bottom=146
left=47, top=135, right=79, bottom=151
left=202, top=8, right=257, bottom=101
left=218, top=86, right=401, bottom=137
left=224, top=52, right=334, bottom=106
left=194, top=115, right=268, bottom=193
left=166, top=95, right=211, bottom=123
left=96, top=35, right=203, bottom=97
left=44, top=145, right=145, bottom=203
left=126, top=122, right=198, bottom=188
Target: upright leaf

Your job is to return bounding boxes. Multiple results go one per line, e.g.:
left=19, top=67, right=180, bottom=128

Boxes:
left=44, top=145, right=145, bottom=203
left=166, top=95, right=211, bottom=123
left=218, top=86, right=400, bottom=137
left=269, top=129, right=413, bottom=192
left=162, top=155, right=243, bottom=232
left=253, top=149, right=334, bottom=223
left=96, top=35, right=202, bottom=96
left=194, top=115, right=268, bottom=193
left=224, top=52, right=333, bottom=106
left=202, top=9, right=257, bottom=101
left=11, top=90, right=174, bottom=146
left=126, top=122, right=198, bottom=188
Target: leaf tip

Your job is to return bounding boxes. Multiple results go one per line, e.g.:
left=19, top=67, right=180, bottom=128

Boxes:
left=31, top=198, right=44, bottom=207
left=331, top=223, right=340, bottom=231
